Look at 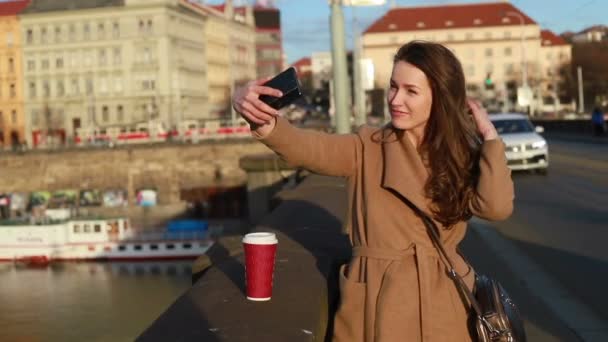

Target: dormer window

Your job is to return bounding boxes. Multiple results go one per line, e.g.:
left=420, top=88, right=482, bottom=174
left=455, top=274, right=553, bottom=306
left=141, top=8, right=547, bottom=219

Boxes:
left=502, top=17, right=511, bottom=24
left=445, top=20, right=454, bottom=27
left=388, top=23, right=397, bottom=30
left=473, top=19, right=482, bottom=25
left=416, top=21, right=425, bottom=28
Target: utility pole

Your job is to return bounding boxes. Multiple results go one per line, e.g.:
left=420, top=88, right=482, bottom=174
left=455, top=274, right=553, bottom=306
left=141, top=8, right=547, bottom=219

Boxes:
left=330, top=0, right=351, bottom=134
left=352, top=7, right=366, bottom=126
left=577, top=66, right=584, bottom=113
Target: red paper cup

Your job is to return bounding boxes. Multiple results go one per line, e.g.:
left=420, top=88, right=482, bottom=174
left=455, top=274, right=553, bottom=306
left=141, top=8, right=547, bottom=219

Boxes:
left=243, top=232, right=278, bottom=301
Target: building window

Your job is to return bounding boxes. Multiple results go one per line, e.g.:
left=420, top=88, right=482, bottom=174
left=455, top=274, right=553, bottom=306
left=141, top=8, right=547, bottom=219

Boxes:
left=43, top=80, right=50, bottom=97
left=546, top=52, right=553, bottom=60
left=98, top=22, right=105, bottom=39
left=147, top=19, right=153, bottom=34
left=504, top=31, right=511, bottom=39
left=447, top=34, right=454, bottom=41
left=6, top=32, right=13, bottom=46
left=113, top=47, right=121, bottom=65
left=142, top=79, right=155, bottom=90
left=117, top=105, right=124, bottom=122
left=9, top=84, right=15, bottom=98
left=504, top=47, right=512, bottom=56
left=139, top=20, right=145, bottom=33
left=112, top=22, right=120, bottom=38
left=143, top=47, right=151, bottom=63
left=11, top=110, right=17, bottom=124
left=41, top=27, right=48, bottom=43
left=41, top=58, right=50, bottom=70
left=102, top=106, right=109, bottom=122
left=57, top=80, right=64, bottom=97
left=26, top=29, right=33, bottom=44
left=465, top=32, right=473, bottom=40
left=100, top=77, right=108, bottom=93
left=484, top=32, right=492, bottom=39
left=84, top=51, right=92, bottom=66
left=505, top=63, right=514, bottom=74
left=114, top=77, right=123, bottom=92
left=466, top=65, right=475, bottom=77
left=54, top=26, right=61, bottom=43
left=32, top=109, right=39, bottom=126
left=27, top=60, right=35, bottom=71
left=86, top=78, right=94, bottom=94
left=72, top=78, right=80, bottom=95
left=99, top=49, right=106, bottom=66
left=485, top=64, right=494, bottom=73
left=56, top=57, right=64, bottom=68
left=69, top=24, right=76, bottom=41
left=83, top=23, right=90, bottom=40
left=8, top=58, right=14, bottom=72
left=485, top=48, right=493, bottom=57
left=29, top=82, right=36, bottom=98
left=71, top=51, right=79, bottom=67
left=87, top=105, right=96, bottom=122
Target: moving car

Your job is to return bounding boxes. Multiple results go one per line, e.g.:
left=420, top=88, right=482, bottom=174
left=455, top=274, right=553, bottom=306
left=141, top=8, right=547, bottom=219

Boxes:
left=489, top=113, right=549, bottom=174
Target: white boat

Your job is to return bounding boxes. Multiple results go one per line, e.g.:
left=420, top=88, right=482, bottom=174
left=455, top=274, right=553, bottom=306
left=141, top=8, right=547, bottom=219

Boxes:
left=0, top=217, right=214, bottom=264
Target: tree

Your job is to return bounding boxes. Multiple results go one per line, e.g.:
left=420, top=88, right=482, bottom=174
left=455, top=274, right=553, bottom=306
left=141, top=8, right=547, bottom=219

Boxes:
left=562, top=42, right=608, bottom=111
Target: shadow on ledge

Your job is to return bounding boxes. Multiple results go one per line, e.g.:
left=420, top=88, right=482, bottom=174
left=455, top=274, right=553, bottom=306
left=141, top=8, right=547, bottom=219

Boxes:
left=136, top=174, right=352, bottom=342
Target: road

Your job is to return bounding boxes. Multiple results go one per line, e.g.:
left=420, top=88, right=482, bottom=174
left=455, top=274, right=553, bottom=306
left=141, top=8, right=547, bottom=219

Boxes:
left=463, top=137, right=608, bottom=341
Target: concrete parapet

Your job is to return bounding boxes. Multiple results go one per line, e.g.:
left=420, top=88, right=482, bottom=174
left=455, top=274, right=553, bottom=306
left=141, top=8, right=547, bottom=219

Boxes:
left=138, top=175, right=352, bottom=342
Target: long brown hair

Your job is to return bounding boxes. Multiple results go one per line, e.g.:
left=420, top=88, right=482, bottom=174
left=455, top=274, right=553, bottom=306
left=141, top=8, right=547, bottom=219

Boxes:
left=393, top=41, right=481, bottom=227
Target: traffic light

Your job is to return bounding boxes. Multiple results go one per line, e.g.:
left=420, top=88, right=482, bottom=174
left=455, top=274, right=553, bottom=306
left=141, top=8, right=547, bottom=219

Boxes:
left=484, top=72, right=494, bottom=89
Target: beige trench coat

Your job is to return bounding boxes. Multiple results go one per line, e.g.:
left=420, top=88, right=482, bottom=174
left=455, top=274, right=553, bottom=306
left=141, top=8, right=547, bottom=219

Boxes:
left=257, top=117, right=514, bottom=342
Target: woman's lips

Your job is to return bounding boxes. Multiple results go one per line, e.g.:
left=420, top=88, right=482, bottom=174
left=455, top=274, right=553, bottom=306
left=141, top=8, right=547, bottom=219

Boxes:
left=390, top=110, right=410, bottom=117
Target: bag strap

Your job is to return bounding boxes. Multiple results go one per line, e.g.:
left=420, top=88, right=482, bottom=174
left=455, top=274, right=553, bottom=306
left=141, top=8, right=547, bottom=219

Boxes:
left=416, top=210, right=484, bottom=318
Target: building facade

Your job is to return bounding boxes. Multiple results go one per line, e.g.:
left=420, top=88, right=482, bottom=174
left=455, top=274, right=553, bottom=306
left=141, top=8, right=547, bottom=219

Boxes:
left=362, top=1, right=572, bottom=115
left=0, top=0, right=30, bottom=150
left=252, top=4, right=283, bottom=78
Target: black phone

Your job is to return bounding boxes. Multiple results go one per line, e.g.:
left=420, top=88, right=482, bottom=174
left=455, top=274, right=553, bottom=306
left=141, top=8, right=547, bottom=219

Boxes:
left=258, top=67, right=303, bottom=110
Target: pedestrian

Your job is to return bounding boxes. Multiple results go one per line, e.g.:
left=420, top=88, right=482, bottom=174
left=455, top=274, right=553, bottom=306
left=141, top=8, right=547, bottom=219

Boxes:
left=232, top=41, right=514, bottom=341
left=591, top=106, right=605, bottom=136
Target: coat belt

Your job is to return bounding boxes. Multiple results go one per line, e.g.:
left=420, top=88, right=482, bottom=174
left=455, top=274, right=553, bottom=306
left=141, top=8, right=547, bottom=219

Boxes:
left=351, top=244, right=457, bottom=342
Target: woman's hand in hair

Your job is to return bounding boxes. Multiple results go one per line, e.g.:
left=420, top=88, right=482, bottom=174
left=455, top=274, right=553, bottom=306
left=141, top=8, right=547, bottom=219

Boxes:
left=232, top=77, right=283, bottom=127
left=467, top=98, right=498, bottom=141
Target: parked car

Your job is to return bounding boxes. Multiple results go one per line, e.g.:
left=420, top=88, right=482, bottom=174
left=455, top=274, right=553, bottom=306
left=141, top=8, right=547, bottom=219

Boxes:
left=489, top=113, right=549, bottom=174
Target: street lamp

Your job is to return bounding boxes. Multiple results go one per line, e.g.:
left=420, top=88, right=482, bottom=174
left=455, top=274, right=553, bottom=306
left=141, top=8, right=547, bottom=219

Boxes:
left=503, top=11, right=528, bottom=89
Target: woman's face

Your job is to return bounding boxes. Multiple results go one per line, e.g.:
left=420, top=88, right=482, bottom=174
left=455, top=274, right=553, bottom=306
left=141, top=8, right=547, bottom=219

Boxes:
left=387, top=61, right=433, bottom=132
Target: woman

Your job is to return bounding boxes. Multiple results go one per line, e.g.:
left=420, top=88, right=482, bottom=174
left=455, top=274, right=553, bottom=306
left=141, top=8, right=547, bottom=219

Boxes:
left=232, top=41, right=514, bottom=341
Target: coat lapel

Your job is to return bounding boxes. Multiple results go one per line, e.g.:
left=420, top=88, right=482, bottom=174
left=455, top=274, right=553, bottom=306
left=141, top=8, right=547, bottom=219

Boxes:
left=380, top=127, right=434, bottom=217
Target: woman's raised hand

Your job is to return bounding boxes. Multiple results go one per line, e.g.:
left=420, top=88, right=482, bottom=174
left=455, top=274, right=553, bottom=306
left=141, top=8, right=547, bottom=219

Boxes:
left=467, top=98, right=498, bottom=141
left=232, top=77, right=283, bottom=126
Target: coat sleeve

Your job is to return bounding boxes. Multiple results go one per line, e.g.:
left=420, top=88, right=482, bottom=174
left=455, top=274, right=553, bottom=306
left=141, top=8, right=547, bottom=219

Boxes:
left=469, top=139, right=514, bottom=220
left=255, top=116, right=359, bottom=178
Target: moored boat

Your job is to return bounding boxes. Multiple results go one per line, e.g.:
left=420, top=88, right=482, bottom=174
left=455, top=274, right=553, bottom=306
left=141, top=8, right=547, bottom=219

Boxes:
left=0, top=217, right=215, bottom=263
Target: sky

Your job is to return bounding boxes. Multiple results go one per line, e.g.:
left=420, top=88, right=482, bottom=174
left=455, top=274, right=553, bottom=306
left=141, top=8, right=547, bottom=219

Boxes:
left=207, top=0, right=606, bottom=64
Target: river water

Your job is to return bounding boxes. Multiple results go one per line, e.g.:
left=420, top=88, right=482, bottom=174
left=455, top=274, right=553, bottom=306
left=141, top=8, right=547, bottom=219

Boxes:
left=0, top=261, right=192, bottom=341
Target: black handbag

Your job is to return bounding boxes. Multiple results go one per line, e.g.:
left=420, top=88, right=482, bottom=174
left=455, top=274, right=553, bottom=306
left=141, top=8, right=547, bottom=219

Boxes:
left=419, top=213, right=527, bottom=342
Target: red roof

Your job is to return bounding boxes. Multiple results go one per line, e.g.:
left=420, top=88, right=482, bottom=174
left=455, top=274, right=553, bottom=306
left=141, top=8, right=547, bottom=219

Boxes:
left=291, top=57, right=310, bottom=68
left=365, top=2, right=536, bottom=34
left=0, top=0, right=30, bottom=16
left=541, top=30, right=568, bottom=46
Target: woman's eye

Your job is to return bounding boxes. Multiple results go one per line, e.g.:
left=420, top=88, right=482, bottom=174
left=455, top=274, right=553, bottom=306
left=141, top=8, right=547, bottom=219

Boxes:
left=408, top=89, right=417, bottom=95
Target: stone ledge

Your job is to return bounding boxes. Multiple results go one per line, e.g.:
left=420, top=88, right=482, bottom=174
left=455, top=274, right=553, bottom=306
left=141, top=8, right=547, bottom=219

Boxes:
left=138, top=174, right=352, bottom=342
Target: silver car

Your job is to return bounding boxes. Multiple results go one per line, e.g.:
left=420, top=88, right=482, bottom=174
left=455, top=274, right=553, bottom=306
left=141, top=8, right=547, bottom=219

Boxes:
left=490, top=113, right=549, bottom=174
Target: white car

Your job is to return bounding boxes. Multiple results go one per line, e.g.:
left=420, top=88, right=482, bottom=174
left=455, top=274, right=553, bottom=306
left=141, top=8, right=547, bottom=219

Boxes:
left=490, top=113, right=549, bottom=174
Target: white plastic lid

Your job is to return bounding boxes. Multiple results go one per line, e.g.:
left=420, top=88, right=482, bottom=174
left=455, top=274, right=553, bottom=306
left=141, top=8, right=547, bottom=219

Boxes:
left=242, top=232, right=278, bottom=245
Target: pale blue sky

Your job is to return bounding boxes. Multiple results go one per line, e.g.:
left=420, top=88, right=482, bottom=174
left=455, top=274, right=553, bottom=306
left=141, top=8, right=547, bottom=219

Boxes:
left=210, top=0, right=605, bottom=64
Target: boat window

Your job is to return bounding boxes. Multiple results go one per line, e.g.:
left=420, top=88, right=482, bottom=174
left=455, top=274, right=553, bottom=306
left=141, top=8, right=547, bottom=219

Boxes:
left=166, top=243, right=175, bottom=249
left=84, top=224, right=91, bottom=233
left=150, top=244, right=158, bottom=250
left=183, top=243, right=192, bottom=249
left=118, top=245, right=127, bottom=251
left=94, top=224, right=101, bottom=233
left=134, top=245, right=142, bottom=251
left=73, top=225, right=81, bottom=233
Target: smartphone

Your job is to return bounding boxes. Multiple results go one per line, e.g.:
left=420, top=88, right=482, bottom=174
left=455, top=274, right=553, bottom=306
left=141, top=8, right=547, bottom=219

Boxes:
left=258, top=67, right=303, bottom=110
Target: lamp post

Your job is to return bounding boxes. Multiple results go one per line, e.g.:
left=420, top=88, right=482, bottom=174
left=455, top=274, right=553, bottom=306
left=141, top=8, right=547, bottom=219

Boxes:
left=504, top=11, right=528, bottom=89
left=330, top=0, right=351, bottom=134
